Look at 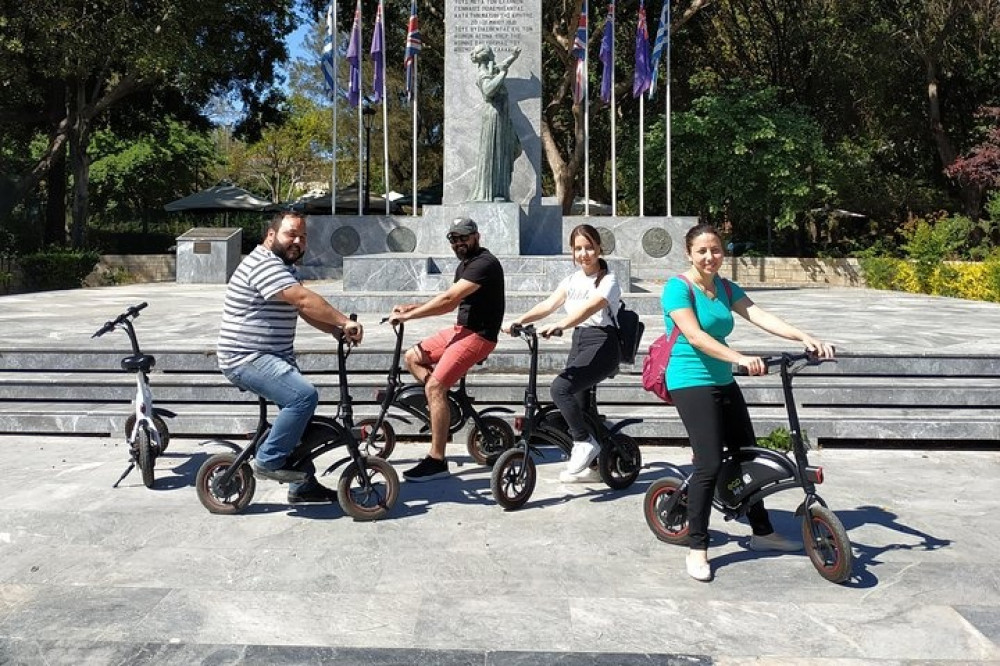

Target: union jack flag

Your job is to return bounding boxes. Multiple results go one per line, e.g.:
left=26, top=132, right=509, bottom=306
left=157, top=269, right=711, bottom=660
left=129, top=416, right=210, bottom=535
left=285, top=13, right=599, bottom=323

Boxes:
left=572, top=0, right=588, bottom=104
left=633, top=0, right=652, bottom=98
left=404, top=0, right=421, bottom=101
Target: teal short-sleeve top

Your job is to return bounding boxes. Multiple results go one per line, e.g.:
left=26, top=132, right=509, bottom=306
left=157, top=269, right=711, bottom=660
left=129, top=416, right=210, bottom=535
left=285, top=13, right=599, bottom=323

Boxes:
left=660, top=275, right=747, bottom=390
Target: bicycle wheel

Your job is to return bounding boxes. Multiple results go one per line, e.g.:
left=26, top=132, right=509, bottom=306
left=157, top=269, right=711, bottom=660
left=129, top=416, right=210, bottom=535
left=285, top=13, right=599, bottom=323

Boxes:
left=136, top=424, right=155, bottom=489
left=466, top=416, right=515, bottom=466
left=643, top=477, right=689, bottom=545
left=125, top=414, right=169, bottom=452
left=357, top=418, right=396, bottom=459
left=337, top=456, right=399, bottom=521
left=195, top=453, right=256, bottom=515
left=598, top=432, right=642, bottom=490
left=802, top=504, right=854, bottom=583
left=490, top=448, right=536, bottom=510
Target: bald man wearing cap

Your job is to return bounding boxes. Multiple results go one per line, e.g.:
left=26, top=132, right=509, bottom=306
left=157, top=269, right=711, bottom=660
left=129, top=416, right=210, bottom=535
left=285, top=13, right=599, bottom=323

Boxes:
left=389, top=217, right=505, bottom=482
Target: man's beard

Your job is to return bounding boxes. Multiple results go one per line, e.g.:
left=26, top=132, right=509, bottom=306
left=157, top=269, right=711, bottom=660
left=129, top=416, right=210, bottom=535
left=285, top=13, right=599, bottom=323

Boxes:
left=452, top=239, right=478, bottom=260
left=271, top=239, right=302, bottom=265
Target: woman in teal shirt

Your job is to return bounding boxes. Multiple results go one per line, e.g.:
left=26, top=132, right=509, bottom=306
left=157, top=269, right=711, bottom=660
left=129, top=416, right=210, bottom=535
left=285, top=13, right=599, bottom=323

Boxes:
left=663, top=224, right=835, bottom=582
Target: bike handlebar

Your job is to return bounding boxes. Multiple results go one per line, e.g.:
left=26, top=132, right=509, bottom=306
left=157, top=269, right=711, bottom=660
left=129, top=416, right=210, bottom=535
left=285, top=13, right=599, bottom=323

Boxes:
left=509, top=323, right=562, bottom=338
left=91, top=302, right=148, bottom=338
left=733, top=350, right=836, bottom=375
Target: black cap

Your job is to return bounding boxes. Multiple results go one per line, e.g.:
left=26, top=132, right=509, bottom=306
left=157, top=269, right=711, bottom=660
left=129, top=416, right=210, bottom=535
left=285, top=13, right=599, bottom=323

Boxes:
left=449, top=217, right=478, bottom=236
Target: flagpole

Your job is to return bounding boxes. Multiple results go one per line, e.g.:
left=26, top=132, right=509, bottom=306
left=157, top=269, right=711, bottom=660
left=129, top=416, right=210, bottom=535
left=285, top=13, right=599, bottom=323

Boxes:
left=610, top=3, right=616, bottom=217
left=412, top=57, right=418, bottom=217
left=377, top=0, right=388, bottom=215
left=639, top=95, right=645, bottom=217
left=356, top=0, right=364, bottom=216
left=666, top=22, right=672, bottom=218
left=584, top=5, right=590, bottom=217
left=330, top=0, right=339, bottom=216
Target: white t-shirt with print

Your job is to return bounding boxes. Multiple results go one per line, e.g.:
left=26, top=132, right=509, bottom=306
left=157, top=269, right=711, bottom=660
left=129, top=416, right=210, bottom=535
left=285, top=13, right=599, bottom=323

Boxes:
left=558, top=268, right=621, bottom=328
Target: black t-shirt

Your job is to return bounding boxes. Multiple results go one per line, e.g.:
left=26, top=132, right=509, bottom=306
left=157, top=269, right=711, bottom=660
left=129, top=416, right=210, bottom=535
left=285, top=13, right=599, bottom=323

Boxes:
left=455, top=247, right=505, bottom=342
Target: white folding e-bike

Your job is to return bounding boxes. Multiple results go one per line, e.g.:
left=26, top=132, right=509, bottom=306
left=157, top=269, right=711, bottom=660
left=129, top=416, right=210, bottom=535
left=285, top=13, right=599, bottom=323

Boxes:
left=92, top=302, right=174, bottom=488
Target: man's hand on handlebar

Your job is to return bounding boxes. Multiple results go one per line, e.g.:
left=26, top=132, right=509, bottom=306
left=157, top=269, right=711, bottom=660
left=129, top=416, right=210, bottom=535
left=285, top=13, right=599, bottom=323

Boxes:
left=339, top=320, right=364, bottom=344
left=388, top=303, right=418, bottom=325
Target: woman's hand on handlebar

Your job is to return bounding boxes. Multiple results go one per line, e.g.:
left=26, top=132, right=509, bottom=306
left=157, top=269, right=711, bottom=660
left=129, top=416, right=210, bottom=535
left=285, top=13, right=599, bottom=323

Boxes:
left=802, top=336, right=836, bottom=359
left=537, top=323, right=563, bottom=338
left=736, top=355, right=767, bottom=376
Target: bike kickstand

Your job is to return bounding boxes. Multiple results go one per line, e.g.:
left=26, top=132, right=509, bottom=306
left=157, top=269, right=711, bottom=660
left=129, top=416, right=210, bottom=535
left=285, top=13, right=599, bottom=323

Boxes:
left=112, top=463, right=135, bottom=488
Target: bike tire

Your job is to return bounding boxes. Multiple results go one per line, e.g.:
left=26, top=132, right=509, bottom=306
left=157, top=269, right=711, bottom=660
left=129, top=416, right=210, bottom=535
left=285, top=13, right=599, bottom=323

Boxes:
left=126, top=414, right=169, bottom=453
left=643, top=477, right=690, bottom=545
left=337, top=456, right=399, bottom=521
left=357, top=418, right=396, bottom=459
left=802, top=504, right=854, bottom=583
left=598, top=432, right=642, bottom=490
left=136, top=424, right=155, bottom=489
left=195, top=453, right=256, bottom=515
left=466, top=416, right=515, bottom=466
left=490, top=447, right=536, bottom=510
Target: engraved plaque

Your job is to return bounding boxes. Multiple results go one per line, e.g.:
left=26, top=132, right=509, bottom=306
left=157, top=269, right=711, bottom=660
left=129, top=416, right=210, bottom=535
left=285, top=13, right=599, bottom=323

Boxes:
left=596, top=227, right=615, bottom=255
left=330, top=227, right=361, bottom=256
left=193, top=241, right=211, bottom=254
left=642, top=228, right=673, bottom=258
left=387, top=227, right=417, bottom=253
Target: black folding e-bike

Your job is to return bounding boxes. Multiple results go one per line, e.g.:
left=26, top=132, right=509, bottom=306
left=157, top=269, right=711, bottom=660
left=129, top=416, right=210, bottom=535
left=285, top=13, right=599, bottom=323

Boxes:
left=490, top=323, right=643, bottom=510
left=642, top=351, right=854, bottom=583
left=356, top=319, right=516, bottom=464
left=92, top=302, right=175, bottom=489
left=195, top=320, right=399, bottom=520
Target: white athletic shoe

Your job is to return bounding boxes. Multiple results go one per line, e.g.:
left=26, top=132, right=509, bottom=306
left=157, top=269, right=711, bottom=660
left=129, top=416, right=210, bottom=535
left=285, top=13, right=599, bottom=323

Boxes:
left=558, top=466, right=601, bottom=484
left=564, top=437, right=600, bottom=475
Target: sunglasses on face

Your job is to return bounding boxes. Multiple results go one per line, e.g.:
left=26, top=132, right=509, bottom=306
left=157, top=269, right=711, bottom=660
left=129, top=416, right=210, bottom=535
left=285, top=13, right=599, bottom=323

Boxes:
left=447, top=233, right=471, bottom=244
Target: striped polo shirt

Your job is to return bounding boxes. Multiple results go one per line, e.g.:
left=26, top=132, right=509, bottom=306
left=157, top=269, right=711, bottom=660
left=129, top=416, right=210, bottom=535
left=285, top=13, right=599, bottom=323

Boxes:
left=216, top=245, right=300, bottom=370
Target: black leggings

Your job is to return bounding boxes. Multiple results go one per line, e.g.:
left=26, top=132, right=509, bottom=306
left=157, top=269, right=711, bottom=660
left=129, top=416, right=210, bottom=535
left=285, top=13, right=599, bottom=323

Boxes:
left=671, top=381, right=774, bottom=550
left=550, top=326, right=620, bottom=441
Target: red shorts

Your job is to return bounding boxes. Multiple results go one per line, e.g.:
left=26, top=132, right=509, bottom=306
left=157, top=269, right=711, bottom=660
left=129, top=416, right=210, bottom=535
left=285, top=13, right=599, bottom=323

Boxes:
left=417, top=326, right=497, bottom=387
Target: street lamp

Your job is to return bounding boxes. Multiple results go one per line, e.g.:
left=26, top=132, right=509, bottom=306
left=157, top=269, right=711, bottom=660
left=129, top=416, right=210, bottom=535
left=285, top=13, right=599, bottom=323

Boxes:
left=362, top=105, right=376, bottom=214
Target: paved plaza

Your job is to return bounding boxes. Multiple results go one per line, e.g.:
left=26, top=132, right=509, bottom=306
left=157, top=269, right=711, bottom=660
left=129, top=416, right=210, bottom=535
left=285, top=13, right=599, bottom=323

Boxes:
left=0, top=282, right=999, bottom=664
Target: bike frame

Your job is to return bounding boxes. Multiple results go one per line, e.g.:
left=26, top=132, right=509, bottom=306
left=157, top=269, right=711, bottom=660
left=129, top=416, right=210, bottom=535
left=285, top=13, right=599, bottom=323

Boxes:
left=365, top=320, right=512, bottom=442
left=658, top=352, right=831, bottom=523
left=207, top=323, right=376, bottom=494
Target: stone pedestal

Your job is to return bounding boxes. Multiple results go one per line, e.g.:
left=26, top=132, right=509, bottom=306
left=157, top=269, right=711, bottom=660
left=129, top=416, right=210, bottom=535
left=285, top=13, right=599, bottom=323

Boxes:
left=175, top=227, right=242, bottom=284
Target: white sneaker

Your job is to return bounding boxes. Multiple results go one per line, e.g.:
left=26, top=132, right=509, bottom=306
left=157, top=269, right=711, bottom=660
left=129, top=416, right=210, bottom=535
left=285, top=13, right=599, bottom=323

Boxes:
left=686, top=552, right=712, bottom=582
left=558, top=466, right=601, bottom=484
left=564, top=437, right=600, bottom=475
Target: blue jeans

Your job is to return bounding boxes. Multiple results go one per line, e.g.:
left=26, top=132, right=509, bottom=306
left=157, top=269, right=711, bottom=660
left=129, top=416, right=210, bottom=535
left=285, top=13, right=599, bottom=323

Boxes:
left=222, top=354, right=318, bottom=492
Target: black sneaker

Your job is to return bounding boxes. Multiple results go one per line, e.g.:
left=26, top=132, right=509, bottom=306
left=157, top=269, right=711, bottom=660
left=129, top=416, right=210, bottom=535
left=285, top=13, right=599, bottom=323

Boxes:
left=251, top=459, right=308, bottom=483
left=288, top=483, right=338, bottom=504
left=403, top=456, right=450, bottom=482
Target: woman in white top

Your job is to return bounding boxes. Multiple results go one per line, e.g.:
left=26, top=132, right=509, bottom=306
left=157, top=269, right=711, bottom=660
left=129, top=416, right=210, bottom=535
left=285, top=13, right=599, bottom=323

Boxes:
left=505, top=224, right=622, bottom=482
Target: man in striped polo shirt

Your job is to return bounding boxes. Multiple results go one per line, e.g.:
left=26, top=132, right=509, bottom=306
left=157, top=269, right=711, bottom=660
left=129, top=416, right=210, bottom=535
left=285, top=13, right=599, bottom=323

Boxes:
left=217, top=210, right=363, bottom=503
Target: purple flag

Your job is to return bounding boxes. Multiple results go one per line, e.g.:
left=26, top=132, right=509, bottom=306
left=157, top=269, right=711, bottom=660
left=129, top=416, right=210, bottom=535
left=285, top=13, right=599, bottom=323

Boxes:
left=346, top=0, right=362, bottom=108
left=633, top=0, right=652, bottom=98
left=599, top=4, right=614, bottom=103
left=404, top=0, right=422, bottom=101
left=648, top=0, right=670, bottom=98
left=571, top=0, right=588, bottom=104
left=370, top=0, right=385, bottom=103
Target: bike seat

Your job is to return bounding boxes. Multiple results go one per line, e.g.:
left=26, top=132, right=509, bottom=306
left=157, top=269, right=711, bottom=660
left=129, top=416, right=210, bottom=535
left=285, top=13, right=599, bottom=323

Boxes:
left=121, top=354, right=155, bottom=372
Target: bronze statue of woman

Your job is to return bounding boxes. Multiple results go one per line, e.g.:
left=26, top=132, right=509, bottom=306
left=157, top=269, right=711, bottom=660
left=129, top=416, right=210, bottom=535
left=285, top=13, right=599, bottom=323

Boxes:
left=469, top=44, right=522, bottom=202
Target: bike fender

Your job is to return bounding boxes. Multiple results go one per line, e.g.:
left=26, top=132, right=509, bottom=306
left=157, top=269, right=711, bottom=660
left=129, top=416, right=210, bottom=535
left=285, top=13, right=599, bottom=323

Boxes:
left=199, top=437, right=243, bottom=454
left=479, top=406, right=514, bottom=416
left=607, top=418, right=642, bottom=435
left=153, top=407, right=177, bottom=419
left=658, top=462, right=687, bottom=480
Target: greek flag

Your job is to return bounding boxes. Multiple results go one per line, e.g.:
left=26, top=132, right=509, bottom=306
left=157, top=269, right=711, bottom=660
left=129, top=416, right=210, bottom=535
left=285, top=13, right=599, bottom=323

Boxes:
left=648, top=0, right=670, bottom=99
left=321, top=2, right=337, bottom=101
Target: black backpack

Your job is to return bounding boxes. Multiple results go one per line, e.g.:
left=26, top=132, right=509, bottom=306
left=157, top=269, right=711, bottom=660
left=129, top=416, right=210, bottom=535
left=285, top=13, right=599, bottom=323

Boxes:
left=611, top=300, right=644, bottom=365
